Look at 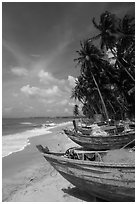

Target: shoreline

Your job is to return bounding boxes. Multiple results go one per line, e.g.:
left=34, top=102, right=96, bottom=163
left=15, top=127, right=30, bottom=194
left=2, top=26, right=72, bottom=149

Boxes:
left=2, top=121, right=73, bottom=158
left=3, top=122, right=94, bottom=202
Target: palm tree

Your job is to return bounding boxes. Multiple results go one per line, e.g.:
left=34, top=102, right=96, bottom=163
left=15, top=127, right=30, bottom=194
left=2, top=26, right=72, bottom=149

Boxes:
left=71, top=76, right=99, bottom=115
left=72, top=12, right=135, bottom=120
left=74, top=40, right=109, bottom=121
left=91, top=11, right=135, bottom=82
left=82, top=102, right=96, bottom=118
left=91, top=11, right=118, bottom=49
left=73, top=104, right=79, bottom=117
left=116, top=15, right=135, bottom=78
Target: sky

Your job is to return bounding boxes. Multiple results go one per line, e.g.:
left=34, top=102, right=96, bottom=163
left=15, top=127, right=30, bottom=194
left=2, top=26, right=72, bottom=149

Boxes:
left=2, top=2, right=135, bottom=118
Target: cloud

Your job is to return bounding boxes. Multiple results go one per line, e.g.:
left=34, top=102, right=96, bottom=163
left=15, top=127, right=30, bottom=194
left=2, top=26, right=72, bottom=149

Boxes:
left=46, top=86, right=61, bottom=96
left=68, top=102, right=76, bottom=107
left=21, top=85, right=39, bottom=96
left=11, top=67, right=28, bottom=76
left=18, top=70, right=77, bottom=116
left=37, top=70, right=76, bottom=98
left=38, top=70, right=55, bottom=84
left=21, top=84, right=61, bottom=98
left=60, top=99, right=68, bottom=105
left=38, top=70, right=76, bottom=92
left=38, top=69, right=65, bottom=85
left=68, top=75, right=76, bottom=87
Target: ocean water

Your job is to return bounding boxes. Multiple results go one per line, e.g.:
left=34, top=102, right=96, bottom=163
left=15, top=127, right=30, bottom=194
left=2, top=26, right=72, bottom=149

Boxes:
left=2, top=117, right=72, bottom=158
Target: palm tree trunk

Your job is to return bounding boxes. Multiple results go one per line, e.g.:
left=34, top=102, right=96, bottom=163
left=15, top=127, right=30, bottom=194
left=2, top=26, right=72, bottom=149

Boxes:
left=88, top=98, right=98, bottom=114
left=91, top=72, right=109, bottom=121
left=108, top=100, right=116, bottom=114
left=110, top=48, right=135, bottom=82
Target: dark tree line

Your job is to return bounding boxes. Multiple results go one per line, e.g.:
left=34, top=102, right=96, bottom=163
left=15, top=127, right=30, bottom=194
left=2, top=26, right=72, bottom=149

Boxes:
left=71, top=11, right=135, bottom=121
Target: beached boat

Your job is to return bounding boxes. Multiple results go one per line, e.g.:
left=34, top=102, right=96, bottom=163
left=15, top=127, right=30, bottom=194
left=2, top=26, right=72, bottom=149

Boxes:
left=76, top=125, right=124, bottom=135
left=36, top=145, right=135, bottom=202
left=73, top=119, right=135, bottom=135
left=64, top=129, right=135, bottom=150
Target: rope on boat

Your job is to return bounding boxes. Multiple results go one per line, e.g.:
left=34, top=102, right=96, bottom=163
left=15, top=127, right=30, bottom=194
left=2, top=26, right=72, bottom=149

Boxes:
left=121, top=139, right=135, bottom=149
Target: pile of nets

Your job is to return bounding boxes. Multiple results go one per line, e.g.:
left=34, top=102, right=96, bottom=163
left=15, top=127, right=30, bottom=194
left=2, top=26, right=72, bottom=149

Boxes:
left=90, top=124, right=108, bottom=136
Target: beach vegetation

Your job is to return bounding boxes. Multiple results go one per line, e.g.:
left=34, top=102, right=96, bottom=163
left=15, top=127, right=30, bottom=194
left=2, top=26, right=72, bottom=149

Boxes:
left=72, top=11, right=135, bottom=121
left=73, top=104, right=79, bottom=118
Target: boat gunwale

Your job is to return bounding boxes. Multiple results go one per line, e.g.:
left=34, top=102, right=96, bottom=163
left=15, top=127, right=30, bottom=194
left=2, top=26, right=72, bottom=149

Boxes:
left=64, top=129, right=135, bottom=139
left=42, top=152, right=135, bottom=168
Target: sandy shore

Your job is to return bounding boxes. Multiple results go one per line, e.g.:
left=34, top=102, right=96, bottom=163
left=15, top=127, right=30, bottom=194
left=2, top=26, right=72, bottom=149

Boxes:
left=2, top=122, right=97, bottom=202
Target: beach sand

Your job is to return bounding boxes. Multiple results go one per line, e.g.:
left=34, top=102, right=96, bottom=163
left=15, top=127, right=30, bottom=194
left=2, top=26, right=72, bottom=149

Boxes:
left=2, top=123, right=97, bottom=202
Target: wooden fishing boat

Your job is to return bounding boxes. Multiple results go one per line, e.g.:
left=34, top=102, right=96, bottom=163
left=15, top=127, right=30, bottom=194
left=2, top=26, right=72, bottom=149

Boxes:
left=73, top=119, right=135, bottom=135
left=36, top=145, right=135, bottom=202
left=64, top=129, right=135, bottom=150
left=76, top=125, right=124, bottom=135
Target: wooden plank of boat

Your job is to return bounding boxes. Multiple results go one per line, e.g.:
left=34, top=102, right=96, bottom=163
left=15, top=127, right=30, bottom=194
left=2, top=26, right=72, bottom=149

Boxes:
left=64, top=129, right=135, bottom=150
left=36, top=145, right=135, bottom=202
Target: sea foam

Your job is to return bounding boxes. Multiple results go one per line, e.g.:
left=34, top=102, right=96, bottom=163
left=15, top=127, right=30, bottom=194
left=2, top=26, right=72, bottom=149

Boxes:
left=2, top=121, right=72, bottom=158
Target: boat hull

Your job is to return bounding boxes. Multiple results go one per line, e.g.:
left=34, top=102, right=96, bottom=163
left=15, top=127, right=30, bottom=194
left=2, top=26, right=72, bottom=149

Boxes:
left=64, top=129, right=135, bottom=150
left=43, top=153, right=135, bottom=202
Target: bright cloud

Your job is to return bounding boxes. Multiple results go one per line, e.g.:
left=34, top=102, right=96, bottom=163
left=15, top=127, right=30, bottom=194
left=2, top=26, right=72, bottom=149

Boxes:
left=37, top=70, right=76, bottom=97
left=68, top=102, right=76, bottom=107
left=18, top=70, right=77, bottom=116
left=38, top=69, right=65, bottom=85
left=21, top=85, right=39, bottom=96
left=68, top=75, right=76, bottom=87
left=46, top=85, right=60, bottom=96
left=38, top=70, right=55, bottom=83
left=21, top=84, right=61, bottom=97
left=11, top=67, right=28, bottom=76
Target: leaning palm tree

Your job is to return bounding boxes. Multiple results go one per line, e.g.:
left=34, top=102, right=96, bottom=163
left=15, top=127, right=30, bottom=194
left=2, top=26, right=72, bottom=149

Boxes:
left=71, top=76, right=105, bottom=117
left=74, top=40, right=109, bottom=121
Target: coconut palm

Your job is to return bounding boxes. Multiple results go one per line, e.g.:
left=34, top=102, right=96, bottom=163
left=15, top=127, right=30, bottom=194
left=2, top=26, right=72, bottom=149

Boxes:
left=72, top=11, right=135, bottom=120
left=73, top=104, right=79, bottom=117
left=71, top=76, right=100, bottom=115
left=91, top=11, right=135, bottom=82
left=116, top=15, right=135, bottom=78
left=74, top=40, right=110, bottom=121
left=91, top=11, right=119, bottom=49
left=73, top=39, right=132, bottom=120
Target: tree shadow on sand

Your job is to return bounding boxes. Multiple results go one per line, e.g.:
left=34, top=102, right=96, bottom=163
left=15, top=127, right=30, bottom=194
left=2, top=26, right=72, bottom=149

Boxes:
left=62, top=186, right=107, bottom=202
